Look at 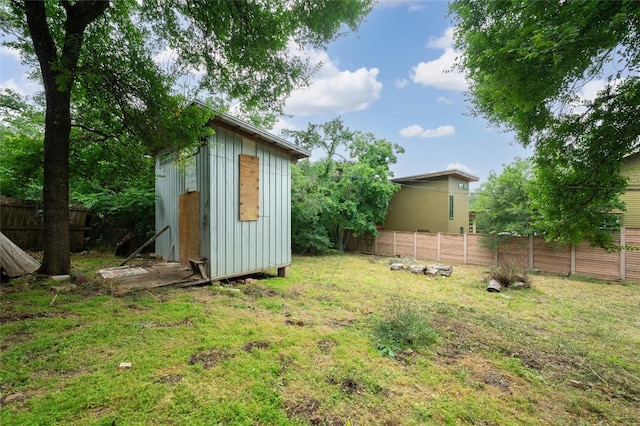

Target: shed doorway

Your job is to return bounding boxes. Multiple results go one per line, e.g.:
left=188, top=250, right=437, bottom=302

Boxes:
left=179, top=191, right=200, bottom=265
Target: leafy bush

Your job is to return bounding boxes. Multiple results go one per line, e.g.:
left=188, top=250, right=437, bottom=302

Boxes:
left=483, top=257, right=531, bottom=289
left=372, top=299, right=438, bottom=357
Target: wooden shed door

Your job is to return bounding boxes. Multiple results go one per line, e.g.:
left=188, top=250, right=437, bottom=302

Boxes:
left=179, top=191, right=200, bottom=265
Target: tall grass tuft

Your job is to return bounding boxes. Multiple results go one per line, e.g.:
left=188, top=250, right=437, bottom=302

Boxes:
left=372, top=299, right=438, bottom=357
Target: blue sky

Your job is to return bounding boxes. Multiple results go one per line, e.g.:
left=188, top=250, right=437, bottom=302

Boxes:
left=0, top=0, right=534, bottom=189
left=269, top=0, right=533, bottom=188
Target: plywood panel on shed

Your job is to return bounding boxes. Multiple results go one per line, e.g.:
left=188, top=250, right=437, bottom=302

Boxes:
left=239, top=154, right=259, bottom=221
left=179, top=191, right=200, bottom=265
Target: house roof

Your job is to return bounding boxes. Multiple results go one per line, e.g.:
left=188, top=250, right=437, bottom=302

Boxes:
left=194, top=100, right=310, bottom=160
left=392, top=169, right=479, bottom=183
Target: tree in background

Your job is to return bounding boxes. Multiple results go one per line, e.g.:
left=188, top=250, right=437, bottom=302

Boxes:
left=1, top=89, right=157, bottom=248
left=471, top=158, right=536, bottom=247
left=284, top=118, right=403, bottom=253
left=1, top=0, right=373, bottom=274
left=450, top=0, right=640, bottom=249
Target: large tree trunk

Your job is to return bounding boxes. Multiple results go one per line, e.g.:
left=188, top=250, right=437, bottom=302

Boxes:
left=39, top=90, right=72, bottom=275
left=23, top=1, right=108, bottom=275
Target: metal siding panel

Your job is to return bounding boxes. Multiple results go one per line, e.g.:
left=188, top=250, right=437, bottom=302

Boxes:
left=201, top=126, right=294, bottom=280
left=198, top=147, right=210, bottom=266
left=155, top=156, right=184, bottom=261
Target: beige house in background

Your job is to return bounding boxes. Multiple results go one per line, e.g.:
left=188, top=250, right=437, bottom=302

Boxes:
left=621, top=151, right=640, bottom=227
left=383, top=170, right=479, bottom=234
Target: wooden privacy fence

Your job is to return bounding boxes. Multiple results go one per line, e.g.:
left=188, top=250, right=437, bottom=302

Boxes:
left=0, top=198, right=88, bottom=251
left=345, top=228, right=640, bottom=282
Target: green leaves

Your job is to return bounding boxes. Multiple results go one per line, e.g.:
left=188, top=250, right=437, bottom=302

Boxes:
left=471, top=158, right=535, bottom=244
left=289, top=118, right=401, bottom=253
left=451, top=0, right=640, bottom=248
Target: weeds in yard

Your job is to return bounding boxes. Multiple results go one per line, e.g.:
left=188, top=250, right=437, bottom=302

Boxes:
left=483, top=255, right=531, bottom=289
left=1, top=252, right=639, bottom=425
left=372, top=298, right=438, bottom=358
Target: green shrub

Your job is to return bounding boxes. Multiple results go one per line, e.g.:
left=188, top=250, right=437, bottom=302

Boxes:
left=372, top=299, right=438, bottom=356
left=483, top=257, right=531, bottom=289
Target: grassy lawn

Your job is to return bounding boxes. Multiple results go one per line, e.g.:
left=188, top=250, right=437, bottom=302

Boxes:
left=1, top=253, right=639, bottom=425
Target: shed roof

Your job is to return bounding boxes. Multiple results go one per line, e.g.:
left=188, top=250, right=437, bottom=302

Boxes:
left=194, top=101, right=310, bottom=160
left=392, top=169, right=479, bottom=183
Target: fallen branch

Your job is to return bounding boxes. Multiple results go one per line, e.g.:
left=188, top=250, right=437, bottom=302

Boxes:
left=569, top=379, right=639, bottom=402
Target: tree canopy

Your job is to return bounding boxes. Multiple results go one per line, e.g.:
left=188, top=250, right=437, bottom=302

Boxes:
left=284, top=118, right=403, bottom=254
left=450, top=0, right=640, bottom=249
left=0, top=0, right=373, bottom=274
left=471, top=158, right=535, bottom=243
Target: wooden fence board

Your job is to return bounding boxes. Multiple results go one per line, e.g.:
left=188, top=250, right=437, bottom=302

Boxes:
left=440, top=234, right=464, bottom=263
left=466, top=234, right=494, bottom=266
left=575, top=243, right=620, bottom=281
left=533, top=239, right=571, bottom=275
left=346, top=228, right=640, bottom=282
left=0, top=200, right=87, bottom=251
left=395, top=232, right=415, bottom=258
left=376, top=232, right=394, bottom=256
left=415, top=233, right=437, bottom=261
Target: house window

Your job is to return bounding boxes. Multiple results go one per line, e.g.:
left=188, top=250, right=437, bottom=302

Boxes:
left=460, top=226, right=464, bottom=234
left=458, top=183, right=468, bottom=190
left=449, top=195, right=454, bottom=220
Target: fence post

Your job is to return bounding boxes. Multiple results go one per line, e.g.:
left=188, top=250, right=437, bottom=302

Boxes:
left=393, top=231, right=397, bottom=257
left=463, top=233, right=468, bottom=264
left=570, top=245, right=576, bottom=276
left=414, top=232, right=417, bottom=259
left=437, top=233, right=441, bottom=261
left=375, top=233, right=378, bottom=255
left=620, top=227, right=626, bottom=281
left=529, top=235, right=534, bottom=269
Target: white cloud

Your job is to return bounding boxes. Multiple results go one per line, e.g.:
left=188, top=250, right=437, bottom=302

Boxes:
left=395, top=78, right=408, bottom=88
left=577, top=79, right=624, bottom=102
left=446, top=162, right=475, bottom=175
left=271, top=116, right=299, bottom=136
left=399, top=124, right=455, bottom=139
left=410, top=27, right=467, bottom=91
left=0, top=75, right=40, bottom=97
left=436, top=96, right=453, bottom=105
left=284, top=49, right=382, bottom=116
left=377, top=0, right=424, bottom=11
left=562, top=78, right=625, bottom=115
left=0, top=45, right=21, bottom=61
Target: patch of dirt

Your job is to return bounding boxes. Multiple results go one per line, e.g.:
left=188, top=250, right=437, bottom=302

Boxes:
left=481, top=371, right=511, bottom=391
left=0, top=311, right=64, bottom=325
left=126, top=303, right=152, bottom=311
left=325, top=318, right=357, bottom=328
left=69, top=283, right=110, bottom=297
left=285, top=318, right=305, bottom=326
left=168, top=318, right=195, bottom=327
left=317, top=339, right=336, bottom=353
left=326, top=375, right=364, bottom=396
left=242, top=340, right=271, bottom=352
left=284, top=398, right=322, bottom=424
left=242, top=284, right=278, bottom=298
left=188, top=349, right=234, bottom=369
left=283, top=399, right=343, bottom=426
left=340, top=378, right=363, bottom=395
left=395, top=348, right=417, bottom=365
left=156, top=374, right=183, bottom=385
